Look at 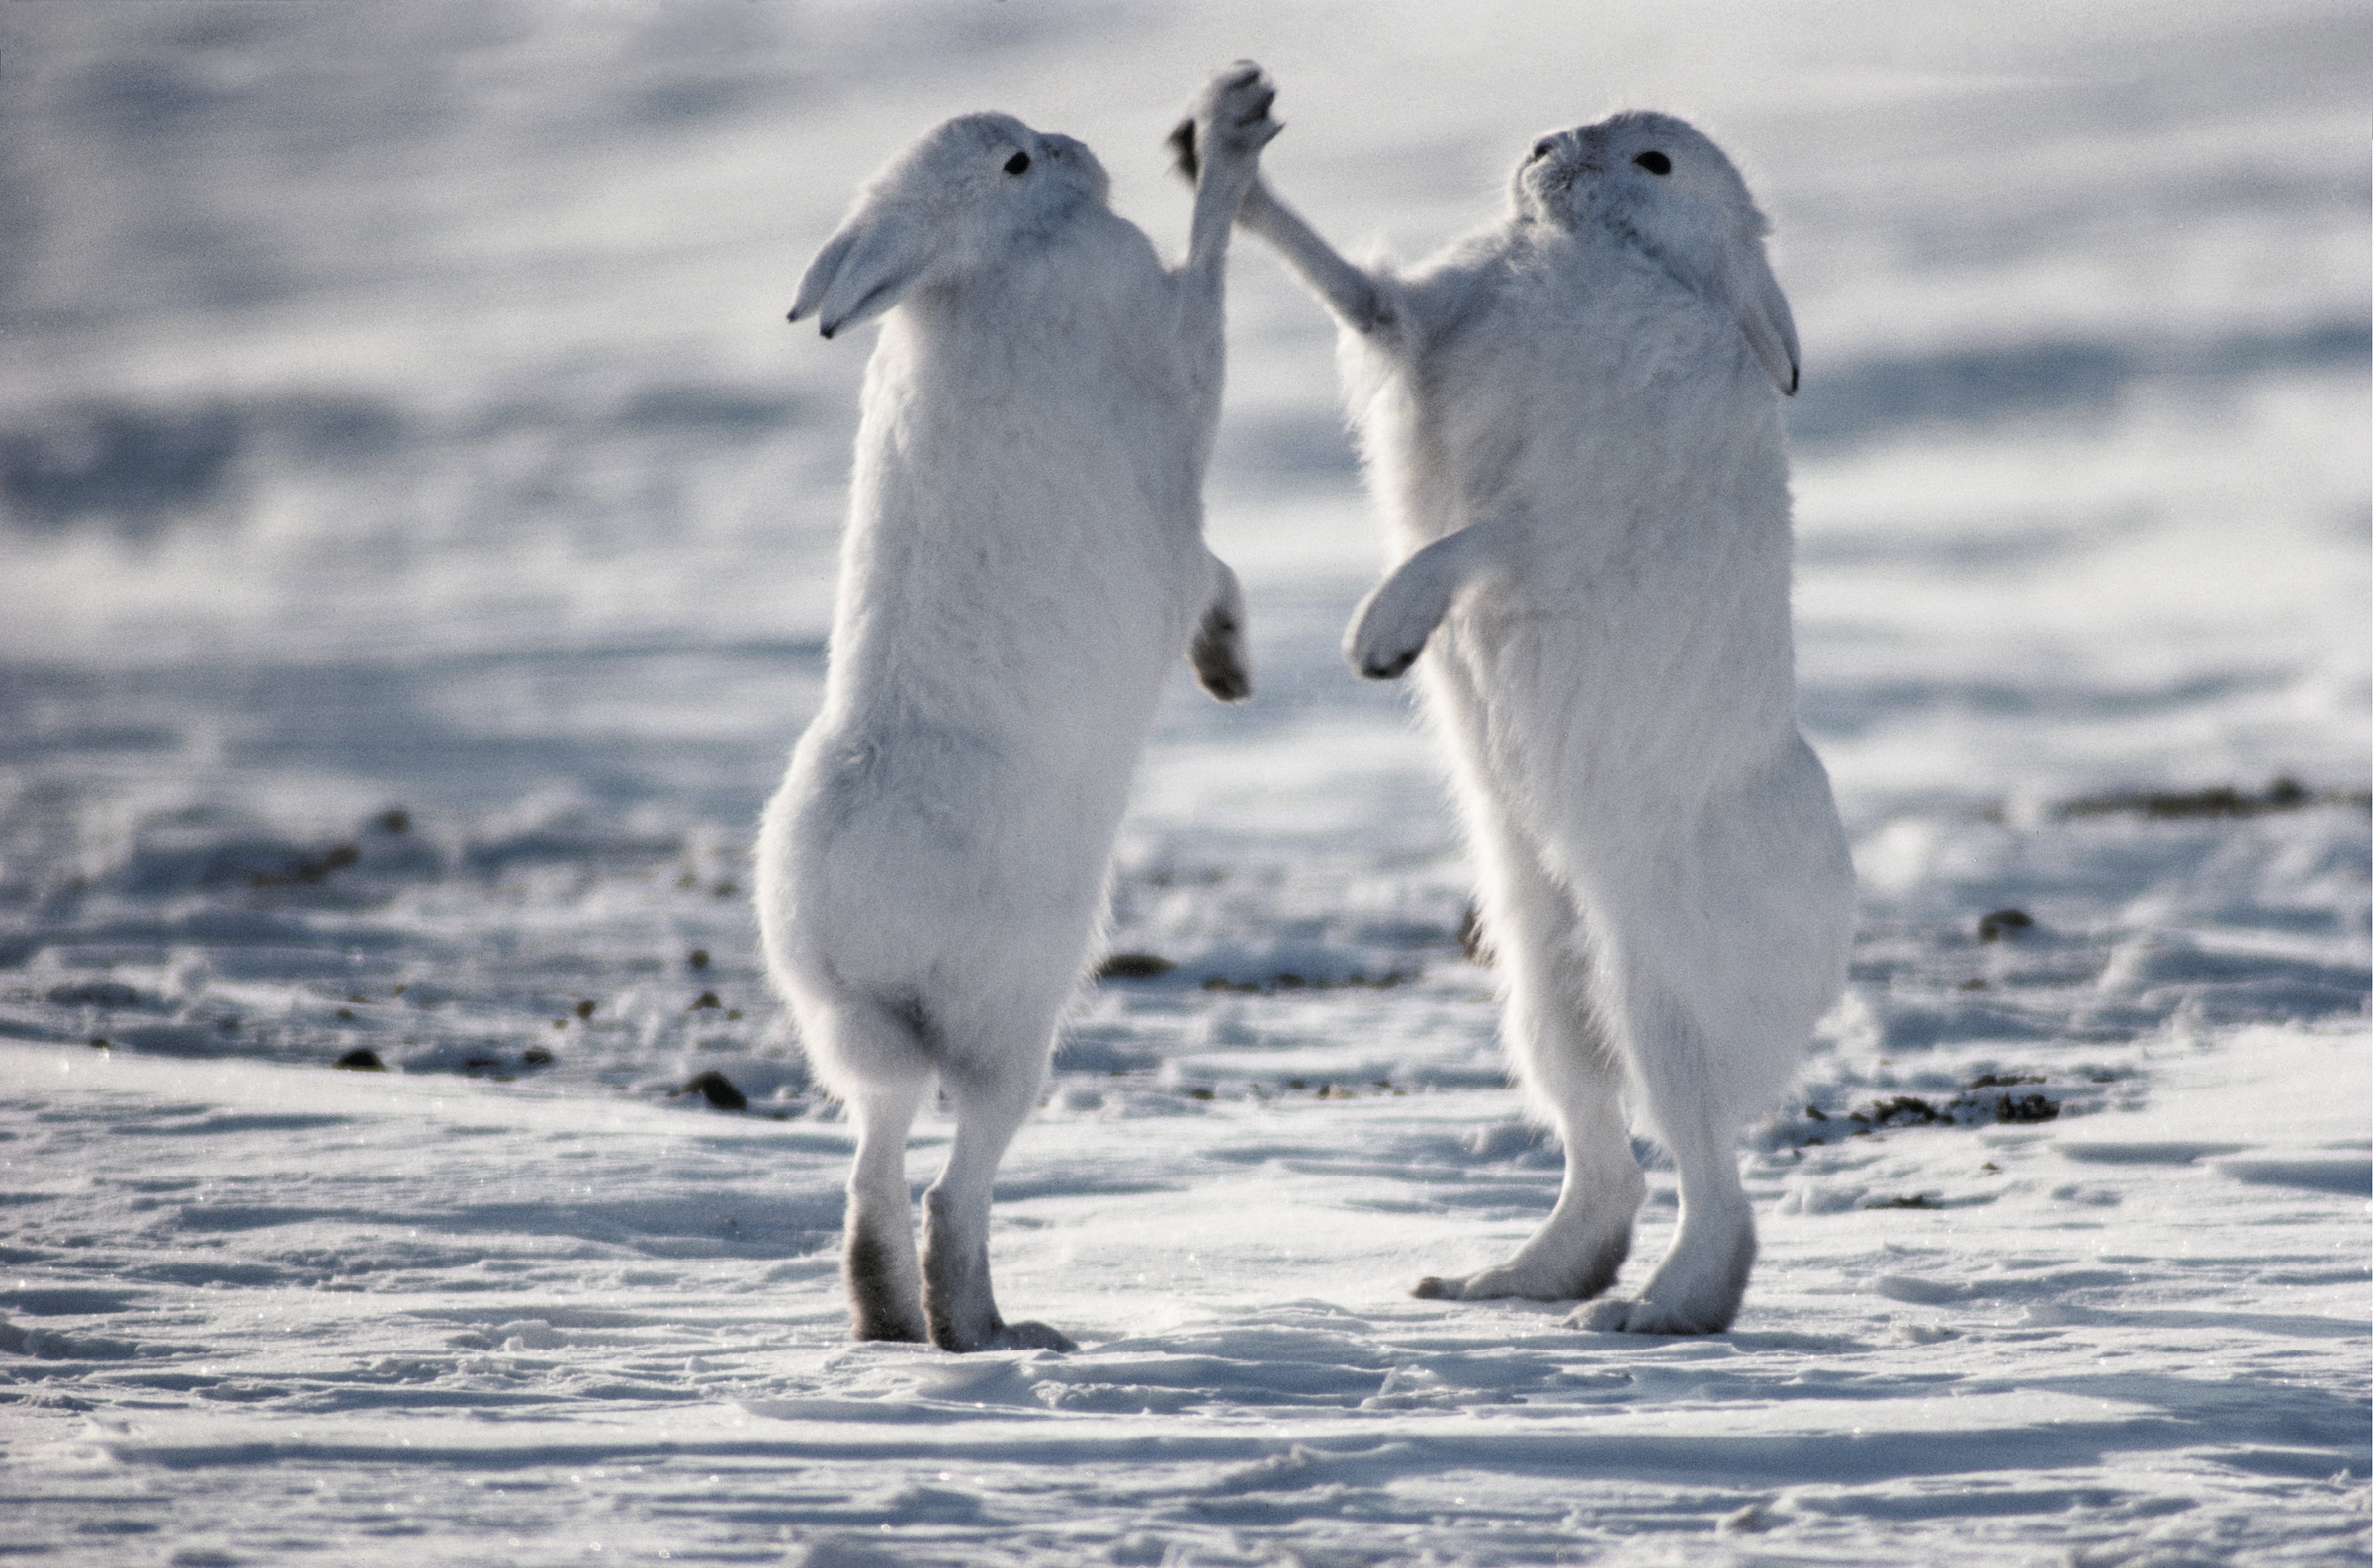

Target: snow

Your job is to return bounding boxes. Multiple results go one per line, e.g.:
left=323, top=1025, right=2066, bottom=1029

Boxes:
left=1, top=1, right=2367, bottom=1563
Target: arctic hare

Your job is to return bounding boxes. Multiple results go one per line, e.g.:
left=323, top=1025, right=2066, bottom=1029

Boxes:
left=758, top=66, right=1280, bottom=1352
left=1179, top=105, right=1853, bottom=1332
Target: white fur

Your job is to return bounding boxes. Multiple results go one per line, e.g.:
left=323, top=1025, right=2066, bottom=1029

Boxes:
left=758, top=67, right=1279, bottom=1352
left=1216, top=103, right=1853, bottom=1333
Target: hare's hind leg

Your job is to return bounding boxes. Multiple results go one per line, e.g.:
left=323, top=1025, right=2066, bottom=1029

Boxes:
left=840, top=1069, right=930, bottom=1344
left=798, top=990, right=938, bottom=1342
left=1416, top=804, right=1645, bottom=1304
left=1571, top=991, right=1757, bottom=1335
left=921, top=1033, right=1076, bottom=1354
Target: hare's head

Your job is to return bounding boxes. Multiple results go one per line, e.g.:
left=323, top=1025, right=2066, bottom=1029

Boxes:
left=790, top=112, right=1112, bottom=338
left=1513, top=111, right=1799, bottom=393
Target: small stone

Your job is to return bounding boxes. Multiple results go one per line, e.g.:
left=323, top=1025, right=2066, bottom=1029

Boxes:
left=334, top=1048, right=387, bottom=1072
left=688, top=948, right=710, bottom=970
left=690, top=991, right=721, bottom=1011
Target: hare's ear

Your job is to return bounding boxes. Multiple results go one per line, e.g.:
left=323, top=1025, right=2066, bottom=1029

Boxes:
left=1714, top=240, right=1800, bottom=395
left=788, top=217, right=931, bottom=339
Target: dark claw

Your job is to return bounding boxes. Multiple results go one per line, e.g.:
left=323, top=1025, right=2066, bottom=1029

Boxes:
left=1411, top=1276, right=1455, bottom=1300
left=1167, top=117, right=1199, bottom=181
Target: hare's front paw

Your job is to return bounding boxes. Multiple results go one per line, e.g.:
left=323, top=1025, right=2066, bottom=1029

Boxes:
left=1192, top=61, right=1281, bottom=173
left=1345, top=570, right=1447, bottom=681
left=1191, top=623, right=1252, bottom=703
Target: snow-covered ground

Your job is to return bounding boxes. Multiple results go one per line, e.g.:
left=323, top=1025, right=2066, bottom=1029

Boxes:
left=1, top=2, right=2366, bottom=1563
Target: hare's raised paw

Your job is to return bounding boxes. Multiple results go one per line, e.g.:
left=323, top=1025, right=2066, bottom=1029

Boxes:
left=1193, top=649, right=1251, bottom=703
left=1189, top=609, right=1252, bottom=704
left=1193, top=61, right=1281, bottom=167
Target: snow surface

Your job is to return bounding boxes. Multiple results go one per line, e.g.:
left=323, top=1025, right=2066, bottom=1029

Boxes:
left=1, top=1, right=2367, bottom=1564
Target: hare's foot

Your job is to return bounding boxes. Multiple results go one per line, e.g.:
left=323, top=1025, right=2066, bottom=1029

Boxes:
left=1411, top=1224, right=1632, bottom=1303
left=1567, top=1201, right=1755, bottom=1335
left=980, top=1318, right=1077, bottom=1353
left=1412, top=1169, right=1640, bottom=1302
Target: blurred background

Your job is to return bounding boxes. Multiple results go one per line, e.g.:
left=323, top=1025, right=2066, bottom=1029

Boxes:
left=0, top=0, right=2364, bottom=1093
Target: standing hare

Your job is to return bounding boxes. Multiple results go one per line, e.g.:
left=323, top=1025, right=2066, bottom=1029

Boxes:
left=1178, top=101, right=1853, bottom=1333
left=758, top=65, right=1279, bottom=1352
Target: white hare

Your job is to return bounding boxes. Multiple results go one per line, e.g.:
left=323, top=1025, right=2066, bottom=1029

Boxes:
left=757, top=66, right=1280, bottom=1352
left=1178, top=103, right=1853, bottom=1332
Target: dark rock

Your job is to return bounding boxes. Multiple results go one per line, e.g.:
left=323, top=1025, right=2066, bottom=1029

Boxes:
left=1095, top=952, right=1176, bottom=981
left=47, top=980, right=141, bottom=1009
left=333, top=1048, right=386, bottom=1071
left=1853, top=1095, right=1946, bottom=1129
left=250, top=842, right=359, bottom=888
left=1978, top=908, right=2034, bottom=941
left=2059, top=776, right=2357, bottom=820
left=1993, top=1092, right=2060, bottom=1124
left=681, top=1070, right=747, bottom=1110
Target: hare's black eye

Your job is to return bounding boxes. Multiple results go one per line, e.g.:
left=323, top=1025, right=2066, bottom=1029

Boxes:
left=1633, top=150, right=1671, bottom=176
left=1530, top=139, right=1556, bottom=161
left=1004, top=151, right=1030, bottom=176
